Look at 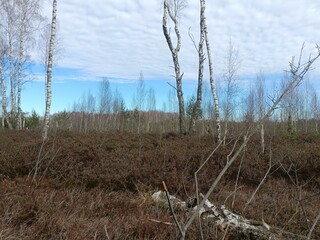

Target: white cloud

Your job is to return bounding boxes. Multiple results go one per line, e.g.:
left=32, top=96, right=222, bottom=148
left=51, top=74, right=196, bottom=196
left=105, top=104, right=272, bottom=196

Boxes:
left=39, top=0, right=320, bottom=83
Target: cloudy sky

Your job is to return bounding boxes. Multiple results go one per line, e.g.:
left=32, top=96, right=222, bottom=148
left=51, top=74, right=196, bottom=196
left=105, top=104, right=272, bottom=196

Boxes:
left=24, top=0, right=320, bottom=113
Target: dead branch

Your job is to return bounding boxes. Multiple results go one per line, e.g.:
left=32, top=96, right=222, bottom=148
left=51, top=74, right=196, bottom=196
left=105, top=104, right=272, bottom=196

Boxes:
left=152, top=191, right=307, bottom=239
left=243, top=146, right=274, bottom=211
left=162, top=181, right=184, bottom=239
left=307, top=211, right=320, bottom=240
left=149, top=218, right=175, bottom=226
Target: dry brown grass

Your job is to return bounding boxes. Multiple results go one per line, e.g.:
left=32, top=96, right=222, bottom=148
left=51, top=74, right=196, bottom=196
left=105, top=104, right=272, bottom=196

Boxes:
left=0, top=130, right=319, bottom=239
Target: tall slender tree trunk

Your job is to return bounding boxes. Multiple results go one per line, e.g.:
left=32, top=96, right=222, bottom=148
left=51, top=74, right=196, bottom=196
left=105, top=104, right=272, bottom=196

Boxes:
left=223, top=121, right=228, bottom=145
left=9, top=35, right=16, bottom=116
left=260, top=123, right=265, bottom=154
left=17, top=29, right=24, bottom=130
left=162, top=0, right=186, bottom=134
left=202, top=0, right=221, bottom=142
left=0, top=62, right=13, bottom=129
left=189, top=0, right=205, bottom=134
left=42, top=0, right=57, bottom=140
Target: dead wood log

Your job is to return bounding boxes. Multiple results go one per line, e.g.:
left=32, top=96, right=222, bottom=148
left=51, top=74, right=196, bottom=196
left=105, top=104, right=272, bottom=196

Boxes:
left=152, top=191, right=307, bottom=240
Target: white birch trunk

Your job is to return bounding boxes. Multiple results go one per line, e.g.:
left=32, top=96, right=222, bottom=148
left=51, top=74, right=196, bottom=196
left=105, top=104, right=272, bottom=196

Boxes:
left=17, top=29, right=24, bottom=130
left=152, top=191, right=307, bottom=240
left=162, top=0, right=186, bottom=134
left=0, top=62, right=12, bottom=129
left=260, top=123, right=265, bottom=153
left=9, top=34, right=16, bottom=115
left=202, top=0, right=221, bottom=142
left=189, top=0, right=205, bottom=134
left=42, top=0, right=57, bottom=140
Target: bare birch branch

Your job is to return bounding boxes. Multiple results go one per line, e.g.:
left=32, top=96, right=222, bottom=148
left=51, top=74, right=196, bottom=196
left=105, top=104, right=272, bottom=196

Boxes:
left=307, top=211, right=320, bottom=240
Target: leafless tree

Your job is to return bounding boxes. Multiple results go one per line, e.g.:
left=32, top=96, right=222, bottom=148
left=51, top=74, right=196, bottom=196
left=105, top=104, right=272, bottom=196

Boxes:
left=135, top=71, right=146, bottom=134
left=188, top=0, right=205, bottom=134
left=222, top=39, right=240, bottom=144
left=42, top=0, right=57, bottom=140
left=16, top=0, right=43, bottom=129
left=280, top=74, right=299, bottom=133
left=136, top=71, right=146, bottom=111
left=112, top=89, right=123, bottom=114
left=310, top=88, right=319, bottom=132
left=255, top=71, right=266, bottom=153
left=98, top=77, right=112, bottom=114
left=201, top=0, right=221, bottom=142
left=0, top=0, right=18, bottom=116
left=86, top=90, right=96, bottom=114
left=167, top=88, right=178, bottom=113
left=162, top=0, right=187, bottom=134
left=244, top=86, right=255, bottom=124
left=146, top=87, right=156, bottom=111
left=0, top=37, right=12, bottom=129
left=301, top=78, right=313, bottom=132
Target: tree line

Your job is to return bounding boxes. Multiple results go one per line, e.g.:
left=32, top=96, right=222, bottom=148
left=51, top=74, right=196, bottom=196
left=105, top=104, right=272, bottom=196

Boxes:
left=1, top=0, right=319, bottom=141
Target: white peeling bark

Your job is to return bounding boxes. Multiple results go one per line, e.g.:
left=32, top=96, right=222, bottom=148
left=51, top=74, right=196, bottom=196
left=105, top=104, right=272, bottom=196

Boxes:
left=189, top=0, right=205, bottom=134
left=260, top=123, right=265, bottom=153
left=162, top=0, right=186, bottom=134
left=0, top=62, right=12, bottom=129
left=152, top=190, right=307, bottom=240
left=202, top=0, right=221, bottom=142
left=8, top=34, right=16, bottom=115
left=42, top=0, right=57, bottom=140
left=17, top=29, right=24, bottom=130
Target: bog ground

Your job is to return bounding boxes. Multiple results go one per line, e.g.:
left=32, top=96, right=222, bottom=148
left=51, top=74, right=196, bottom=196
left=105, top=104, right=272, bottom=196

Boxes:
left=0, top=130, right=319, bottom=239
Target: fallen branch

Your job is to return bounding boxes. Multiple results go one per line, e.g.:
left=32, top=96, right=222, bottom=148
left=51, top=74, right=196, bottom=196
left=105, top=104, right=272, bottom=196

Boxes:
left=162, top=181, right=184, bottom=239
left=307, top=211, right=320, bottom=240
left=149, top=218, right=175, bottom=226
left=152, top=190, right=308, bottom=239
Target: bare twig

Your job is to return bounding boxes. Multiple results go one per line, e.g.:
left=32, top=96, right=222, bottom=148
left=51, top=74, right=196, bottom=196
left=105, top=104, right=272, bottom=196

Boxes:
left=39, top=146, right=60, bottom=182
left=104, top=225, right=111, bottom=240
left=30, top=138, right=46, bottom=182
left=149, top=219, right=175, bottom=226
left=188, top=27, right=199, bottom=52
left=232, top=150, right=245, bottom=209
left=167, top=81, right=178, bottom=91
left=224, top=186, right=243, bottom=206
left=243, top=145, right=274, bottom=211
left=195, top=141, right=223, bottom=203
left=307, top=211, right=320, bottom=240
left=162, top=181, right=184, bottom=239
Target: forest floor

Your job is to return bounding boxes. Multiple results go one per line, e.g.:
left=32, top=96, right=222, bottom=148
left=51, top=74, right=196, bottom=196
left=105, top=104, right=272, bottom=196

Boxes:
left=0, top=130, right=319, bottom=239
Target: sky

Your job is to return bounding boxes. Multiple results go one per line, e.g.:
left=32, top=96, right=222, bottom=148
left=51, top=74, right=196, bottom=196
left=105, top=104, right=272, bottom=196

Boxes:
left=22, top=0, right=320, bottom=114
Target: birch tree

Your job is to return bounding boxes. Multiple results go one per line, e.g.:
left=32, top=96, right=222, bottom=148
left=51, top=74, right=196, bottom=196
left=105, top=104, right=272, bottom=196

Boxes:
left=280, top=74, right=299, bottom=133
left=147, top=87, right=156, bottom=111
left=42, top=0, right=57, bottom=140
left=201, top=0, right=222, bottom=142
left=244, top=86, right=255, bottom=124
left=188, top=0, right=205, bottom=134
left=162, top=0, right=187, bottom=134
left=135, top=71, right=146, bottom=134
left=98, top=77, right=112, bottom=114
left=0, top=38, right=13, bottom=129
left=255, top=71, right=266, bottom=153
left=0, top=0, right=18, bottom=116
left=310, top=89, right=319, bottom=132
left=222, top=39, right=240, bottom=144
left=16, top=0, right=42, bottom=129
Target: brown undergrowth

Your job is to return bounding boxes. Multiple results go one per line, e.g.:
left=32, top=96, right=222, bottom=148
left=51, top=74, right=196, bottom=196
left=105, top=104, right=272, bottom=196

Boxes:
left=0, top=130, right=319, bottom=239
